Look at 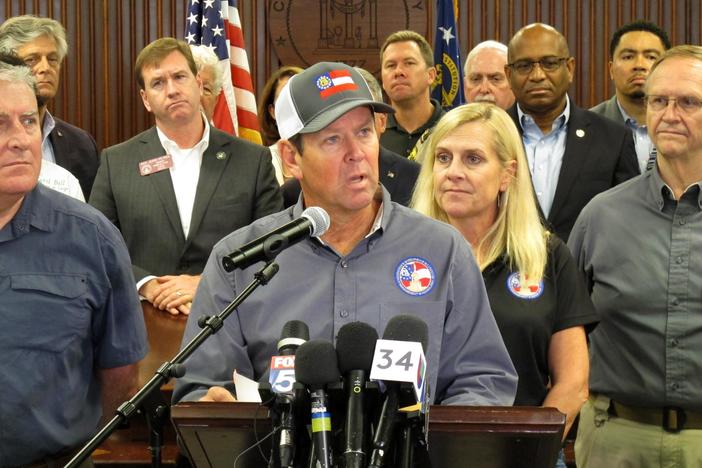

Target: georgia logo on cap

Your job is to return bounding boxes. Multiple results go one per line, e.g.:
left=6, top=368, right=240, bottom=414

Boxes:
left=395, top=257, right=435, bottom=296
left=506, top=272, right=544, bottom=300
left=315, top=69, right=358, bottom=99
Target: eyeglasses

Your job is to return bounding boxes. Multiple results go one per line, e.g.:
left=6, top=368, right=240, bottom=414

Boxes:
left=646, top=95, right=702, bottom=114
left=507, top=56, right=569, bottom=75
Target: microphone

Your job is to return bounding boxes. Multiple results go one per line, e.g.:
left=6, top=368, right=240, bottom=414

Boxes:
left=295, top=339, right=341, bottom=468
left=368, top=315, right=429, bottom=468
left=277, top=319, right=310, bottom=357
left=336, top=322, right=379, bottom=468
left=222, top=206, right=330, bottom=271
left=271, top=320, right=310, bottom=468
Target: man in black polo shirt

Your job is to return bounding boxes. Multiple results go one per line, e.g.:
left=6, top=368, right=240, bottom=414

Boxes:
left=380, top=30, right=444, bottom=159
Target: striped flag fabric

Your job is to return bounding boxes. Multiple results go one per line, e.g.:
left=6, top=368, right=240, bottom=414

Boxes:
left=185, top=0, right=262, bottom=144
left=316, top=69, right=358, bottom=99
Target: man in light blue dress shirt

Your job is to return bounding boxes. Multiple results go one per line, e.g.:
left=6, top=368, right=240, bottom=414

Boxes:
left=505, top=23, right=639, bottom=241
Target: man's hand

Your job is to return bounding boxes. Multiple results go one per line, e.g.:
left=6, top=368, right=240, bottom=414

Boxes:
left=139, top=274, right=201, bottom=315
left=199, top=386, right=237, bottom=402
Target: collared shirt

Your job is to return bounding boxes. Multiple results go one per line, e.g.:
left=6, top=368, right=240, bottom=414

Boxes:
left=617, top=99, right=654, bottom=173
left=40, top=110, right=57, bottom=164
left=380, top=99, right=445, bottom=158
left=568, top=168, right=702, bottom=410
left=38, top=159, right=85, bottom=202
left=518, top=97, right=571, bottom=218
left=156, top=115, right=210, bottom=238
left=0, top=185, right=148, bottom=465
left=173, top=188, right=518, bottom=406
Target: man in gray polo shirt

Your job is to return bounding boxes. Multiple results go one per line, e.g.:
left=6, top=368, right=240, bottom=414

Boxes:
left=173, top=62, right=517, bottom=407
left=568, top=45, right=702, bottom=467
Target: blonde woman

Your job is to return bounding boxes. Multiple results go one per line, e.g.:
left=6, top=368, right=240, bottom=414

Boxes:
left=412, top=103, right=597, bottom=451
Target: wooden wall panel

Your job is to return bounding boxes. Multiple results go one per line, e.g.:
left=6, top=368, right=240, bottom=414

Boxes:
left=456, top=0, right=702, bottom=108
left=1, top=0, right=701, bottom=151
left=0, top=0, right=188, bottom=150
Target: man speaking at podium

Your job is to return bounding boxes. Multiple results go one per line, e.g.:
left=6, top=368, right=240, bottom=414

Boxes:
left=173, top=62, right=517, bottom=406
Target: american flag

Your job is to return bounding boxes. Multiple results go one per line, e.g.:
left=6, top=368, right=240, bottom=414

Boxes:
left=185, top=0, right=262, bottom=144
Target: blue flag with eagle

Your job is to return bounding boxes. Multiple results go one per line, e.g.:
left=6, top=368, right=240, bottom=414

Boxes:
left=431, top=0, right=465, bottom=109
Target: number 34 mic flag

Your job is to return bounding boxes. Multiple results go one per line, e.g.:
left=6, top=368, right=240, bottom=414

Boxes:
left=431, top=0, right=465, bottom=110
left=185, top=0, right=262, bottom=144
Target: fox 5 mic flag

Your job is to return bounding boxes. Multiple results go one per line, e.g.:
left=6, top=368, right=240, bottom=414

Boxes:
left=185, top=0, right=263, bottom=143
left=431, top=0, right=465, bottom=110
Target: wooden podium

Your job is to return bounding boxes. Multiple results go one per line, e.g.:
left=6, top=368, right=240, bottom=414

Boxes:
left=171, top=402, right=565, bottom=468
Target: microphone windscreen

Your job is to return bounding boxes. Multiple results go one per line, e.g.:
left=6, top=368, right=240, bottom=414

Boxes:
left=295, top=339, right=341, bottom=387
left=382, top=315, right=429, bottom=352
left=277, top=319, right=310, bottom=353
left=302, top=206, right=331, bottom=237
left=279, top=320, right=310, bottom=341
left=336, top=322, right=379, bottom=373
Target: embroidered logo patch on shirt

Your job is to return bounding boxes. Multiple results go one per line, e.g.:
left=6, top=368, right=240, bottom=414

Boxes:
left=395, top=257, right=435, bottom=296
left=506, top=272, right=544, bottom=300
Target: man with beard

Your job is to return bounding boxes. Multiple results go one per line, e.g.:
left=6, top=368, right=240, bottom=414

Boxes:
left=591, top=21, right=670, bottom=173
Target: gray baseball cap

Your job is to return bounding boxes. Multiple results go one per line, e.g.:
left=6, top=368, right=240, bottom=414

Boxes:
left=275, top=62, right=394, bottom=140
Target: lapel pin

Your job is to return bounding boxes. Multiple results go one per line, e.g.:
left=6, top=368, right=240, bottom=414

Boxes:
left=576, top=129, right=585, bottom=138
left=387, top=171, right=395, bottom=179
left=216, top=151, right=227, bottom=160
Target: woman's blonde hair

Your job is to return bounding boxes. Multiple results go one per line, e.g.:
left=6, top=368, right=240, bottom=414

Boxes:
left=411, top=102, right=548, bottom=281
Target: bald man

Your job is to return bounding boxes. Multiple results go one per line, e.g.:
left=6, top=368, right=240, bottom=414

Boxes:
left=504, top=23, right=638, bottom=241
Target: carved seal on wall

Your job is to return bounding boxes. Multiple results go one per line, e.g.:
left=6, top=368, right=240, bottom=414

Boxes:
left=269, top=0, right=429, bottom=75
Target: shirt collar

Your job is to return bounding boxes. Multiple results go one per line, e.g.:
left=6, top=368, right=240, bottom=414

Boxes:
left=156, top=112, right=210, bottom=154
left=616, top=98, right=644, bottom=129
left=41, top=110, right=56, bottom=143
left=517, top=95, right=571, bottom=132
left=386, top=99, right=443, bottom=133
left=1, top=185, right=54, bottom=241
left=646, top=165, right=702, bottom=211
left=291, top=185, right=391, bottom=243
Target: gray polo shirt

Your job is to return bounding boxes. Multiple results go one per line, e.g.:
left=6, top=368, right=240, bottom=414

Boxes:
left=174, top=188, right=517, bottom=406
left=568, top=168, right=702, bottom=410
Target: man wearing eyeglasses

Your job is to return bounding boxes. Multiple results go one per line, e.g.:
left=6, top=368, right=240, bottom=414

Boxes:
left=591, top=21, right=671, bottom=173
left=568, top=45, right=702, bottom=467
left=504, top=23, right=639, bottom=242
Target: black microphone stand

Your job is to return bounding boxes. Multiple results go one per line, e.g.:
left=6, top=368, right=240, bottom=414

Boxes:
left=64, top=261, right=280, bottom=468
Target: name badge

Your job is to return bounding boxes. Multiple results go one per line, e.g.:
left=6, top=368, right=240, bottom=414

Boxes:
left=139, top=155, right=173, bottom=176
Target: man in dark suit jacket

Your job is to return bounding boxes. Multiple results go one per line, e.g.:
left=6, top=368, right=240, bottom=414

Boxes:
left=50, top=118, right=99, bottom=197
left=590, top=21, right=670, bottom=173
left=90, top=38, right=282, bottom=315
left=0, top=15, right=99, bottom=198
left=505, top=23, right=639, bottom=241
left=282, top=145, right=420, bottom=207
